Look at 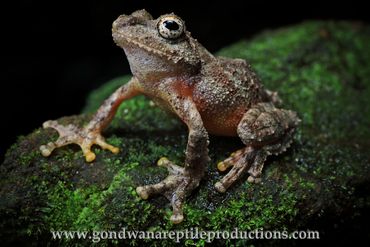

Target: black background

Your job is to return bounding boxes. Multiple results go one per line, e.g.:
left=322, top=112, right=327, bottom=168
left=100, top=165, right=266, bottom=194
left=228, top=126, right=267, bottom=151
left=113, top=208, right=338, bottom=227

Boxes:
left=1, top=1, right=368, bottom=159
left=1, top=0, right=370, bottom=245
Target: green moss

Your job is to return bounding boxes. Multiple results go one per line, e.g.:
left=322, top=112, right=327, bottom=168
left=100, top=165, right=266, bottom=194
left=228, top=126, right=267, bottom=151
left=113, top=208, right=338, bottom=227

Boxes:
left=218, top=21, right=370, bottom=140
left=1, top=21, right=370, bottom=246
left=44, top=181, right=99, bottom=230
left=44, top=163, right=143, bottom=232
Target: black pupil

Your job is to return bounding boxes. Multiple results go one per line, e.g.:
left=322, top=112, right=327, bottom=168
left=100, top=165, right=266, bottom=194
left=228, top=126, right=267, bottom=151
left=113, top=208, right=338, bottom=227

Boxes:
left=164, top=20, right=179, bottom=31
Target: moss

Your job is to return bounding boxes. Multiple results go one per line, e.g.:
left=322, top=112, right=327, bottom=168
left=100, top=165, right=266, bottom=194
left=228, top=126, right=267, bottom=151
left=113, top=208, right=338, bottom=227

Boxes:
left=218, top=21, right=370, bottom=140
left=44, top=181, right=100, bottom=230
left=1, top=21, right=370, bottom=246
left=44, top=163, right=144, bottom=236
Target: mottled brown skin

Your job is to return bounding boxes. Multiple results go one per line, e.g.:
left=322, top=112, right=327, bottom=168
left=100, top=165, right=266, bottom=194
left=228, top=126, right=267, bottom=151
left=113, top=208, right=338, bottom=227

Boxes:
left=39, top=10, right=300, bottom=224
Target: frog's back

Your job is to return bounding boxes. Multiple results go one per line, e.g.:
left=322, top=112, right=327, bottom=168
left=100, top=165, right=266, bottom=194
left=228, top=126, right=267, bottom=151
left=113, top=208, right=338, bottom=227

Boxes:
left=194, top=56, right=268, bottom=108
left=217, top=56, right=266, bottom=101
left=192, top=56, right=269, bottom=136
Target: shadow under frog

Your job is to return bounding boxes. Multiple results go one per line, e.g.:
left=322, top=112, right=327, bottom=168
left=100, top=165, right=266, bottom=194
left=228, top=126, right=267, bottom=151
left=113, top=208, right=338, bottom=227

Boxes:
left=39, top=10, right=300, bottom=224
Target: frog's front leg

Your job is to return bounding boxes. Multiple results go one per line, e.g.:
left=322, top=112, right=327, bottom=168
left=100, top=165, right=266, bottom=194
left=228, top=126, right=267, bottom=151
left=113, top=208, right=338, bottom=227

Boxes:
left=136, top=96, right=209, bottom=224
left=40, top=77, right=141, bottom=162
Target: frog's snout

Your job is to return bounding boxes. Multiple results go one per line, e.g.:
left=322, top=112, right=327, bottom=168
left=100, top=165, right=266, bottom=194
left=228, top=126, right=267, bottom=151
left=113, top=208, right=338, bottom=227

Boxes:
left=112, top=9, right=153, bottom=32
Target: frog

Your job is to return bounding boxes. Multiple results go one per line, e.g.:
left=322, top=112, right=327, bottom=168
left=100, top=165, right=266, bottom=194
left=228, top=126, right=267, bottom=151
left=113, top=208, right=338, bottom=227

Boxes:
left=39, top=9, right=300, bottom=224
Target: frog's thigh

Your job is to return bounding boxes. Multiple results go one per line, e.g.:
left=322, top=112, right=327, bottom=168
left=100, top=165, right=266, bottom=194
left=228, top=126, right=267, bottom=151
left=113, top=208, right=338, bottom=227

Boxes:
left=237, top=102, right=298, bottom=149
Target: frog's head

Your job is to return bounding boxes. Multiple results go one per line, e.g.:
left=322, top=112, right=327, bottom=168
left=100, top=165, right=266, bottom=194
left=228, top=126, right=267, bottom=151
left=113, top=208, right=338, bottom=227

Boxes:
left=112, top=10, right=201, bottom=81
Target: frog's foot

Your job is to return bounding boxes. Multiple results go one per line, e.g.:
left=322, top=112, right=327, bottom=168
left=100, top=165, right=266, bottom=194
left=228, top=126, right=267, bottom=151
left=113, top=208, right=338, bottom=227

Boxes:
left=216, top=148, right=247, bottom=172
left=39, top=120, right=119, bottom=162
left=215, top=147, right=267, bottom=193
left=136, top=157, right=200, bottom=224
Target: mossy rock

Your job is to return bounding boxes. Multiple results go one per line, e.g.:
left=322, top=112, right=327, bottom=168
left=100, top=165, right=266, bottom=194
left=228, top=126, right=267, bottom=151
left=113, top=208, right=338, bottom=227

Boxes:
left=1, top=21, right=370, bottom=246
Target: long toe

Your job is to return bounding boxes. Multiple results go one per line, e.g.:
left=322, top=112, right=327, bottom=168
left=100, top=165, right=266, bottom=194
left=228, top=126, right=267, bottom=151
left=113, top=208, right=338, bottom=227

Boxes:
left=136, top=159, right=199, bottom=224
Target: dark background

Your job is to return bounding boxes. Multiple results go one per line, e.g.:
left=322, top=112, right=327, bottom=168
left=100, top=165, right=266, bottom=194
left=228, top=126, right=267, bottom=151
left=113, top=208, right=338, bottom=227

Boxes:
left=1, top=1, right=369, bottom=159
left=0, top=0, right=368, bottom=162
left=1, top=0, right=370, bottom=245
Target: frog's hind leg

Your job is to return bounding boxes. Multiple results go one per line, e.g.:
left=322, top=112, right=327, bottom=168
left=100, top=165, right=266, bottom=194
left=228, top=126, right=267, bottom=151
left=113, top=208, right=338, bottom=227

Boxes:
left=215, top=146, right=263, bottom=193
left=215, top=102, right=300, bottom=193
left=216, top=148, right=247, bottom=172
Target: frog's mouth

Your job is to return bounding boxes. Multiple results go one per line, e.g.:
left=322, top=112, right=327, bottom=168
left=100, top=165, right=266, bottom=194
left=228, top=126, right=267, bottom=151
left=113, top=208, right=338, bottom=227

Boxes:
left=113, top=32, right=186, bottom=64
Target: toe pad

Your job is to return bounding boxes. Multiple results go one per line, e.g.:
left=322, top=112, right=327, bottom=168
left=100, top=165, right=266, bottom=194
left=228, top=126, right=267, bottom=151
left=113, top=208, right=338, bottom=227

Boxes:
left=215, top=182, right=226, bottom=193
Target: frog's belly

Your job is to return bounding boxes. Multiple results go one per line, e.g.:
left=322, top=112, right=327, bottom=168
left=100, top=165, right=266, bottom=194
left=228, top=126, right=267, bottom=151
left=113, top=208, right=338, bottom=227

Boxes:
left=150, top=95, right=246, bottom=137
left=199, top=106, right=246, bottom=136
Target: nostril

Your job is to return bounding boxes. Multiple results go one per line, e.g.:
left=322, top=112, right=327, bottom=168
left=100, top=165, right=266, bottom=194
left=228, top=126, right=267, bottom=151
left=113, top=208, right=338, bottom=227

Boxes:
left=112, top=19, right=119, bottom=31
left=112, top=15, right=133, bottom=30
left=112, top=15, right=145, bottom=32
left=131, top=9, right=153, bottom=21
left=112, top=10, right=153, bottom=31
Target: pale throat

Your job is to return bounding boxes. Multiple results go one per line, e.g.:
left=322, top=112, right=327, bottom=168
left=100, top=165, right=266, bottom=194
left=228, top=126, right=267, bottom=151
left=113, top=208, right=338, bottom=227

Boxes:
left=123, top=46, right=197, bottom=82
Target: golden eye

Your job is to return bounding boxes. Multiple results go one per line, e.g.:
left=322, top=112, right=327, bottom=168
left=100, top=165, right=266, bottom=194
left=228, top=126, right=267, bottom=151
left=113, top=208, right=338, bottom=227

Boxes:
left=157, top=16, right=185, bottom=39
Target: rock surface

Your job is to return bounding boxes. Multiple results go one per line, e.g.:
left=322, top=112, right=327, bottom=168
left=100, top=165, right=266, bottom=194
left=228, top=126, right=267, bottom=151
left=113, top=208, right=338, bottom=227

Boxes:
left=1, top=21, right=370, bottom=246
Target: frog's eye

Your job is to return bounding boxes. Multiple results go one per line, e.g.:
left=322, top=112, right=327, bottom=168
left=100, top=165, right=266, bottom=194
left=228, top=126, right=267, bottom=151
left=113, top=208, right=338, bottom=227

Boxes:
left=157, top=16, right=185, bottom=39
